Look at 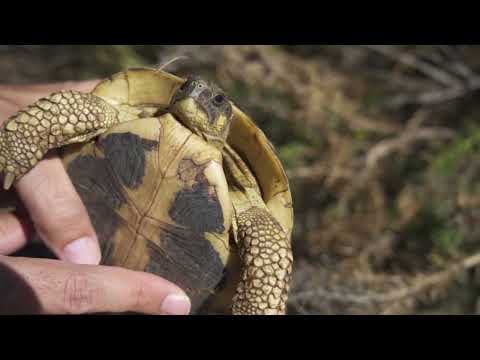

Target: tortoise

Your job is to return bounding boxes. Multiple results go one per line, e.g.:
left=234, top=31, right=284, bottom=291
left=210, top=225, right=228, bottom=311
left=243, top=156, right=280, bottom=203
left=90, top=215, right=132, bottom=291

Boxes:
left=0, top=68, right=294, bottom=315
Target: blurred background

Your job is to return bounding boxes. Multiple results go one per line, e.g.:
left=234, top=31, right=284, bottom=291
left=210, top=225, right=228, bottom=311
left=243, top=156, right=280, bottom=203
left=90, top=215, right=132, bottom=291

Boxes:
left=2, top=45, right=480, bottom=314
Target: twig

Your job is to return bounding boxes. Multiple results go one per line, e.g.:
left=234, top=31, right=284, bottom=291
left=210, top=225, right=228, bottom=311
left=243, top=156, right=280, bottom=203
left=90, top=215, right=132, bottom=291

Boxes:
left=158, top=56, right=190, bottom=71
left=362, top=45, right=463, bottom=87
left=434, top=45, right=475, bottom=79
left=365, top=127, right=456, bottom=170
left=388, top=78, right=480, bottom=107
left=287, top=163, right=353, bottom=182
left=289, top=252, right=480, bottom=308
left=362, top=45, right=480, bottom=107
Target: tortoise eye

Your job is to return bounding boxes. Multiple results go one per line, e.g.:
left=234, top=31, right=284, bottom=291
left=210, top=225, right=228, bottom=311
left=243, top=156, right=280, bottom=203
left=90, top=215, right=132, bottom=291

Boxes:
left=213, top=94, right=225, bottom=106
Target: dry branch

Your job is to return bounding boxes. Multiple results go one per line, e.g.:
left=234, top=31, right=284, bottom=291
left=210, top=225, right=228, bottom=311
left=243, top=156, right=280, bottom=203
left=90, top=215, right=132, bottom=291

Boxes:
left=363, top=45, right=480, bottom=107
left=388, top=79, right=480, bottom=107
left=365, top=127, right=456, bottom=170
left=290, top=252, right=480, bottom=311
left=363, top=45, right=463, bottom=87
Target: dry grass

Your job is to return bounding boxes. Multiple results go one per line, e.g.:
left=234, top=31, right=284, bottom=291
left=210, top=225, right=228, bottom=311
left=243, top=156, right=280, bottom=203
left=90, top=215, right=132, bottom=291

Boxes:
left=2, top=45, right=480, bottom=314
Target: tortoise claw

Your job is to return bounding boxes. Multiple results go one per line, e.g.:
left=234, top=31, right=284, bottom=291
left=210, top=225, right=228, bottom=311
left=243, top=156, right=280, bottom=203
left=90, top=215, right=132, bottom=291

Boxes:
left=3, top=172, right=15, bottom=190
left=3, top=172, right=15, bottom=191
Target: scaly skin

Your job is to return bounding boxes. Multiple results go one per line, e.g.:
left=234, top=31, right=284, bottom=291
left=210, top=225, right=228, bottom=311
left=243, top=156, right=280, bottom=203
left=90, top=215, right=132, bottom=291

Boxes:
left=222, top=144, right=293, bottom=315
left=0, top=74, right=293, bottom=315
left=171, top=77, right=294, bottom=315
left=232, top=207, right=293, bottom=315
left=0, top=90, right=118, bottom=189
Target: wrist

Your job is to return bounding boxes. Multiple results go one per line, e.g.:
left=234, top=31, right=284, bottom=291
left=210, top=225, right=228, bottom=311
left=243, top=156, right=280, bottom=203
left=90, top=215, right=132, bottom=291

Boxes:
left=0, top=80, right=99, bottom=106
left=0, top=80, right=99, bottom=123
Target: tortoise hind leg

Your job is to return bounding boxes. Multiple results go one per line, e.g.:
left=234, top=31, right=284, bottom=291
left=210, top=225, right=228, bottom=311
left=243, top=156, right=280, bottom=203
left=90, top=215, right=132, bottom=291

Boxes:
left=222, top=143, right=293, bottom=315
left=0, top=90, right=120, bottom=190
left=232, top=206, right=293, bottom=315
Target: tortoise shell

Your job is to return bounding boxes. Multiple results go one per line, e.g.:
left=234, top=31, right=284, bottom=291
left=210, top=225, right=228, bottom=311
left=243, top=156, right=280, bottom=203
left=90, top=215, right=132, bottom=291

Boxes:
left=4, top=68, right=294, bottom=314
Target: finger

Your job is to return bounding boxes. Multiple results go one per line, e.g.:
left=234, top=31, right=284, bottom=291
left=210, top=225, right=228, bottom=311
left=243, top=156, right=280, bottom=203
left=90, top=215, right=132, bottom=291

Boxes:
left=15, top=154, right=101, bottom=265
left=0, top=256, right=192, bottom=315
left=0, top=213, right=30, bottom=255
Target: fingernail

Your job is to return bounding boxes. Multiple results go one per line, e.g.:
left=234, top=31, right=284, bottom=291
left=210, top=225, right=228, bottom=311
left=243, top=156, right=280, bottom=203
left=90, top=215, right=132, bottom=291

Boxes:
left=63, top=236, right=101, bottom=265
left=161, top=294, right=191, bottom=315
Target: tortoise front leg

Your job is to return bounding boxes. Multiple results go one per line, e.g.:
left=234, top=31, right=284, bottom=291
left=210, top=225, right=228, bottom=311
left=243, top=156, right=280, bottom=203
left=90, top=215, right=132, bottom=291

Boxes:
left=0, top=91, right=119, bottom=190
left=232, top=207, right=293, bottom=315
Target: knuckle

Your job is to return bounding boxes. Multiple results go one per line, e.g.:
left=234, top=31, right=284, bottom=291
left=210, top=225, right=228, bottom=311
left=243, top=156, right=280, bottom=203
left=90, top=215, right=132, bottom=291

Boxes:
left=25, top=161, right=81, bottom=219
left=52, top=205, right=87, bottom=230
left=24, top=168, right=52, bottom=194
left=49, top=188, right=83, bottom=220
left=62, top=272, right=99, bottom=314
left=37, top=199, right=91, bottom=246
left=17, top=158, right=94, bottom=248
left=0, top=218, right=10, bottom=240
left=132, top=278, right=148, bottom=312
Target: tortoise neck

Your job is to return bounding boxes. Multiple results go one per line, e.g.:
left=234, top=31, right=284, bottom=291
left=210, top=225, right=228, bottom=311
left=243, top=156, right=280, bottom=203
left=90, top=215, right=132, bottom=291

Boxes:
left=202, top=132, right=227, bottom=151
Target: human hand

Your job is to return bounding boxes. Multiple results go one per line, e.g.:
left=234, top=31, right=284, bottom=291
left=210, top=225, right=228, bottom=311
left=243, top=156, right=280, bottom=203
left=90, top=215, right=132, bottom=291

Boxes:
left=0, top=80, right=191, bottom=315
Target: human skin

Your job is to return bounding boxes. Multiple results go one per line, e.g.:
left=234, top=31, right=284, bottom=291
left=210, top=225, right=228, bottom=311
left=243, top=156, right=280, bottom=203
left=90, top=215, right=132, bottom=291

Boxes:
left=0, top=81, right=191, bottom=315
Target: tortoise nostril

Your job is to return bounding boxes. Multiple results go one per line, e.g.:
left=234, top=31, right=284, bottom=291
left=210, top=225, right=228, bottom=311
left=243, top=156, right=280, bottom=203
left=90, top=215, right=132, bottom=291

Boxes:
left=213, top=95, right=225, bottom=105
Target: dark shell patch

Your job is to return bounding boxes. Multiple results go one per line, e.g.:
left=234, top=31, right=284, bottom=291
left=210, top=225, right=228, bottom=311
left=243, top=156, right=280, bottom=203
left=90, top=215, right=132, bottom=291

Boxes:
left=146, top=223, right=226, bottom=312
left=67, top=135, right=227, bottom=310
left=100, top=132, right=159, bottom=189
left=67, top=154, right=126, bottom=260
left=169, top=159, right=225, bottom=234
left=67, top=132, right=158, bottom=260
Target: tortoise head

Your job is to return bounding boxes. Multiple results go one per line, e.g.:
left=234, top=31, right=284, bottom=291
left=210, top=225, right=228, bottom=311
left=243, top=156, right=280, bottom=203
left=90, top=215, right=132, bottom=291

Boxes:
left=170, top=77, right=233, bottom=149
